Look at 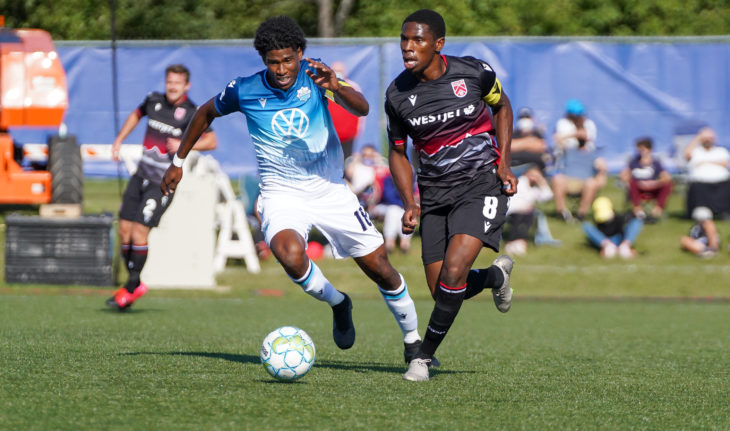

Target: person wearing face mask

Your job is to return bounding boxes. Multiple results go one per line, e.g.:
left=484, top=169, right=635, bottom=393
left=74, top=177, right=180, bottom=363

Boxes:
left=684, top=127, right=730, bottom=218
left=510, top=107, right=550, bottom=177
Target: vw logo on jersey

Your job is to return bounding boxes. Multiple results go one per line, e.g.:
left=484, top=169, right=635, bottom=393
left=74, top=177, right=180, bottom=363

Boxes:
left=451, top=79, right=468, bottom=97
left=271, top=108, right=310, bottom=140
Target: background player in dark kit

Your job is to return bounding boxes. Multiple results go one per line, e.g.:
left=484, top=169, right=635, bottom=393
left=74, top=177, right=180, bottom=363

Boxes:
left=108, top=64, right=217, bottom=310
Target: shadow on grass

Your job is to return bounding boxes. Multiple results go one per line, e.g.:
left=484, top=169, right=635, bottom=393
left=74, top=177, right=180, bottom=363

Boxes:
left=122, top=351, right=261, bottom=364
left=313, top=358, right=463, bottom=378
left=120, top=351, right=464, bottom=377
left=98, top=307, right=166, bottom=314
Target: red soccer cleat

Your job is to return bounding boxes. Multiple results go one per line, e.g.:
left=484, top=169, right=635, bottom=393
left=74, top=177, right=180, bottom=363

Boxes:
left=105, top=283, right=147, bottom=311
left=131, top=282, right=148, bottom=301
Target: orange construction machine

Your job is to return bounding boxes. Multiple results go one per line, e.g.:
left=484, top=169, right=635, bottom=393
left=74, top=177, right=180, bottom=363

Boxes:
left=0, top=16, right=82, bottom=205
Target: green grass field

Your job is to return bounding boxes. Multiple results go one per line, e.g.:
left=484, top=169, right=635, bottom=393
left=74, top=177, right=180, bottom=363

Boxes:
left=1, top=179, right=729, bottom=430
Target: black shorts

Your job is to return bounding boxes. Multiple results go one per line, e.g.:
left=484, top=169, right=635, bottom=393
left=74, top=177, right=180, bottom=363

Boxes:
left=686, top=180, right=730, bottom=218
left=419, top=168, right=509, bottom=264
left=119, top=174, right=174, bottom=228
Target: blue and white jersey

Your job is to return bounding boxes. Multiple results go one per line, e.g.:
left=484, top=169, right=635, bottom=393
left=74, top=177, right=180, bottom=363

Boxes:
left=214, top=59, right=345, bottom=193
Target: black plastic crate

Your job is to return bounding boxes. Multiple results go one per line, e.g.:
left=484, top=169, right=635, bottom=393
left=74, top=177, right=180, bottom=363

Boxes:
left=5, top=214, right=115, bottom=286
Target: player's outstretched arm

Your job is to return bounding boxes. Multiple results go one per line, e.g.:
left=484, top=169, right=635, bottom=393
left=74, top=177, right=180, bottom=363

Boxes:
left=389, top=143, right=420, bottom=234
left=161, top=98, right=220, bottom=196
left=112, top=110, right=141, bottom=161
left=304, top=58, right=369, bottom=117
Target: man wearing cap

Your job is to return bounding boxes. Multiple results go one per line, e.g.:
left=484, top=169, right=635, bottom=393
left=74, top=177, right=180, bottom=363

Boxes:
left=582, top=196, right=643, bottom=259
left=552, top=98, right=607, bottom=222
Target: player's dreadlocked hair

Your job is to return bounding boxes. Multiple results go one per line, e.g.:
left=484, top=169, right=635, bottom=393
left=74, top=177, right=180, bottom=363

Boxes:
left=254, top=16, right=307, bottom=59
left=403, top=9, right=446, bottom=39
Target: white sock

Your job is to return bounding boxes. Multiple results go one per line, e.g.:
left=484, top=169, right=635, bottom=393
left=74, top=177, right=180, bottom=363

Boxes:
left=291, top=261, right=344, bottom=306
left=378, top=274, right=419, bottom=342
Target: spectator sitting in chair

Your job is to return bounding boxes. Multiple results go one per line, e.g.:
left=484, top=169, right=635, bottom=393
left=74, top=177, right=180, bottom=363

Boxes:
left=551, top=99, right=607, bottom=222
left=684, top=127, right=730, bottom=219
left=582, top=196, right=643, bottom=259
left=619, top=137, right=673, bottom=223
left=680, top=206, right=720, bottom=259
left=510, top=107, right=550, bottom=177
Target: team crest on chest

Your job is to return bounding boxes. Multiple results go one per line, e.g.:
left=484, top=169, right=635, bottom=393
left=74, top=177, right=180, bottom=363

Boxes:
left=174, top=107, right=186, bottom=120
left=296, top=86, right=311, bottom=102
left=451, top=79, right=468, bottom=98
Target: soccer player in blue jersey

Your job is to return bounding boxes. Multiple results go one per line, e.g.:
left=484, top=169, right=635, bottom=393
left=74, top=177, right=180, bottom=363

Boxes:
left=161, top=16, right=430, bottom=364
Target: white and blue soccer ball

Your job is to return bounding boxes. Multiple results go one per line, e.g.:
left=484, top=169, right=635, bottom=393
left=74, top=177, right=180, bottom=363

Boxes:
left=260, top=326, right=316, bottom=381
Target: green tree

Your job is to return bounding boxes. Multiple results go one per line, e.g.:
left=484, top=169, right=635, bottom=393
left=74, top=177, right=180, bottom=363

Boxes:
left=1, top=0, right=729, bottom=40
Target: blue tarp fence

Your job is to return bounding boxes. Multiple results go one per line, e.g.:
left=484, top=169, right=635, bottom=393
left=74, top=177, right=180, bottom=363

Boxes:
left=11, top=37, right=730, bottom=177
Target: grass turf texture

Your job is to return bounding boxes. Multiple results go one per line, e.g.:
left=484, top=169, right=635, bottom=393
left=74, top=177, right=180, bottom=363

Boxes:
left=1, top=178, right=729, bottom=429
left=1, top=295, right=728, bottom=430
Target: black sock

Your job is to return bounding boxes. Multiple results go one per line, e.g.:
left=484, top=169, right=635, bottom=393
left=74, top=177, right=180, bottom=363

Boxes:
left=121, top=243, right=132, bottom=271
left=124, top=244, right=148, bottom=292
left=464, top=266, right=504, bottom=299
left=420, top=282, right=466, bottom=357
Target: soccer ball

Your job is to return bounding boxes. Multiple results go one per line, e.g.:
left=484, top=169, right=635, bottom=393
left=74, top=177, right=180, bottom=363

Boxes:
left=260, top=326, right=316, bottom=381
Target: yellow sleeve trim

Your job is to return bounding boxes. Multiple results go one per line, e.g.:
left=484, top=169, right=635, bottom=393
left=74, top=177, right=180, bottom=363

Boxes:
left=325, top=79, right=351, bottom=101
left=482, top=77, right=502, bottom=106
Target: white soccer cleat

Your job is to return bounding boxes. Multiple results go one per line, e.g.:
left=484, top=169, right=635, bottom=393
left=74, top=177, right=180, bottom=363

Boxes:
left=402, top=357, right=431, bottom=382
left=491, top=255, right=514, bottom=313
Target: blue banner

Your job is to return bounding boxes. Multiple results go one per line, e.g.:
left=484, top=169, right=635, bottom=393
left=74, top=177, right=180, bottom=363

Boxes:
left=10, top=38, right=730, bottom=176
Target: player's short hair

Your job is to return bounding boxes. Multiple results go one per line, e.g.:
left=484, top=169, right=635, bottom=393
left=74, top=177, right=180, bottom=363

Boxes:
left=165, top=64, right=190, bottom=83
left=403, top=9, right=446, bottom=39
left=254, top=16, right=307, bottom=59
left=635, top=137, right=653, bottom=149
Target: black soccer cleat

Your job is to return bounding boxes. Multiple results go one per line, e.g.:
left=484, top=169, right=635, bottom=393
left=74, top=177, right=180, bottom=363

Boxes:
left=331, top=293, right=355, bottom=349
left=105, top=288, right=130, bottom=311
left=403, top=340, right=440, bottom=367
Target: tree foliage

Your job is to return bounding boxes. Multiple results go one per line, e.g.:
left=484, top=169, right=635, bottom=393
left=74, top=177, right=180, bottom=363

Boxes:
left=1, top=0, right=729, bottom=40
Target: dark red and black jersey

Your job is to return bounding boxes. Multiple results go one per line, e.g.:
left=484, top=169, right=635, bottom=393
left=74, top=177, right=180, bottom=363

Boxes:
left=385, top=55, right=503, bottom=187
left=135, top=92, right=199, bottom=183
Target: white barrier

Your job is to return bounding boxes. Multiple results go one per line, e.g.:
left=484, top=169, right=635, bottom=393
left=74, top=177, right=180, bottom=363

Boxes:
left=89, top=149, right=259, bottom=288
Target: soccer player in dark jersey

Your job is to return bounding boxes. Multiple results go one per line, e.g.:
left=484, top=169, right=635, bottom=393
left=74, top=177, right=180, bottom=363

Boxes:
left=106, top=64, right=217, bottom=310
left=385, top=9, right=518, bottom=381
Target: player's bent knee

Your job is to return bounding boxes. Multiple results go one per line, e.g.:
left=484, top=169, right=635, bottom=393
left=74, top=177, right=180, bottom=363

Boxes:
left=439, top=265, right=468, bottom=288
